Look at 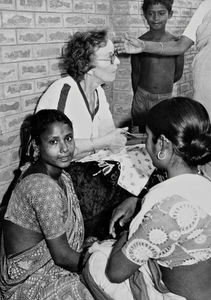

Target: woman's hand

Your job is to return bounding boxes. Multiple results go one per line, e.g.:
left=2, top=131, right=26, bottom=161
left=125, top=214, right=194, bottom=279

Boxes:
left=109, top=196, right=138, bottom=238
left=105, top=127, right=128, bottom=153
left=114, top=35, right=145, bottom=54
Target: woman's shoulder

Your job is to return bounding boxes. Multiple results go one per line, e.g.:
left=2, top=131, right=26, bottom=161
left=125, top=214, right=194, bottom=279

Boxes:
left=48, top=76, right=77, bottom=89
left=18, top=172, right=59, bottom=194
left=148, top=174, right=211, bottom=200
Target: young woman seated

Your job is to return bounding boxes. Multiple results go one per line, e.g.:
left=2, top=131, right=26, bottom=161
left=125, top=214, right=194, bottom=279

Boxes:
left=0, top=109, right=93, bottom=300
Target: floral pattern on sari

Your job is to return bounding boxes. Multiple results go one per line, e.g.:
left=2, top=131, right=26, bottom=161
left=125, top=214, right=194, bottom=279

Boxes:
left=123, top=176, right=211, bottom=268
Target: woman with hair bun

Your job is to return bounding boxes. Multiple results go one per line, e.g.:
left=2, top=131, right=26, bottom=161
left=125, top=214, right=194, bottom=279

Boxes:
left=145, top=96, right=211, bottom=171
left=83, top=97, right=211, bottom=300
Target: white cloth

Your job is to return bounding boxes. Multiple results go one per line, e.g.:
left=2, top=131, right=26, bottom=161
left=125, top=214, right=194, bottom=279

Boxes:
left=88, top=240, right=134, bottom=300
left=192, top=7, right=211, bottom=118
left=88, top=240, right=186, bottom=300
left=182, top=0, right=211, bottom=118
left=36, top=76, right=115, bottom=139
left=79, top=144, right=155, bottom=196
left=182, top=0, right=211, bottom=43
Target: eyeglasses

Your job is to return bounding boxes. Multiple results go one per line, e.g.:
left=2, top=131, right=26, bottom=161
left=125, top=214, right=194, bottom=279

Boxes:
left=96, top=52, right=118, bottom=65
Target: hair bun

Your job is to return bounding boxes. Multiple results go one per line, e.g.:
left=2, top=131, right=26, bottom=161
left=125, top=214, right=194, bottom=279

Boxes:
left=184, top=134, right=211, bottom=166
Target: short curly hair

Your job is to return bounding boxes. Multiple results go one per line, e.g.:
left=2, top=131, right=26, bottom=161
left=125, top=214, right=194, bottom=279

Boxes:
left=60, top=30, right=108, bottom=82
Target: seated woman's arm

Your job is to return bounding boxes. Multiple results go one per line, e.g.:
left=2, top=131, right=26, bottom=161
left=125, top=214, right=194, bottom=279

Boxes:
left=73, top=127, right=128, bottom=160
left=46, top=234, right=81, bottom=272
left=106, top=194, right=203, bottom=283
left=105, top=230, right=140, bottom=283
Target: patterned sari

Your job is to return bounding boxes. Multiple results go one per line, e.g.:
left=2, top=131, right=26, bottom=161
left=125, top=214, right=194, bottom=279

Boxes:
left=0, top=169, right=93, bottom=300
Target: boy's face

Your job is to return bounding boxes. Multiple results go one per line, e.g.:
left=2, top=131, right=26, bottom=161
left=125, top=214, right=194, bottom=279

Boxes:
left=144, top=3, right=172, bottom=31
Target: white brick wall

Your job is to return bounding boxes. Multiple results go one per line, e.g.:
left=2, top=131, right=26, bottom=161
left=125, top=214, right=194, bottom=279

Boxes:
left=0, top=0, right=203, bottom=202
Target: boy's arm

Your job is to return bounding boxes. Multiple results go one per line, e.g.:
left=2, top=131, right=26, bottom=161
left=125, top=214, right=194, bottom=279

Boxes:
left=131, top=53, right=142, bottom=94
left=172, top=36, right=184, bottom=82
left=174, top=53, right=184, bottom=83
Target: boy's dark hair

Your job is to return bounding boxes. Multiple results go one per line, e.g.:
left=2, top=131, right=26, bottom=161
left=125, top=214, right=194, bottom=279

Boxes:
left=142, top=0, right=174, bottom=14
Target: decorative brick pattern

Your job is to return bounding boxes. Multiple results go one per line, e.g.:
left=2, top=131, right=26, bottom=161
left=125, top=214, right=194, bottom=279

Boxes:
left=47, top=0, right=73, bottom=12
left=2, top=12, right=34, bottom=28
left=0, top=63, right=18, bottom=82
left=17, top=0, right=46, bottom=11
left=34, top=75, right=58, bottom=92
left=17, top=29, right=46, bottom=44
left=0, top=29, right=16, bottom=45
left=35, top=13, right=62, bottom=28
left=0, top=0, right=203, bottom=202
left=73, top=0, right=95, bottom=13
left=4, top=81, right=34, bottom=98
left=46, top=28, right=72, bottom=42
left=2, top=45, right=32, bottom=62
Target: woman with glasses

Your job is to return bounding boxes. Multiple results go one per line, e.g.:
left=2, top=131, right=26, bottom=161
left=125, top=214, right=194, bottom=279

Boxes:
left=36, top=29, right=126, bottom=161
left=35, top=30, right=130, bottom=239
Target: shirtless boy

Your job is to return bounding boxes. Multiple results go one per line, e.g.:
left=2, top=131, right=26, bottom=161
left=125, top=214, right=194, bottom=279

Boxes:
left=131, top=0, right=184, bottom=132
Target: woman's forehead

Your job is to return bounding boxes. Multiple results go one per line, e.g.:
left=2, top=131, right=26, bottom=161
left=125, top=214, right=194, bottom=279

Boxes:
left=43, top=122, right=72, bottom=135
left=95, top=39, right=114, bottom=56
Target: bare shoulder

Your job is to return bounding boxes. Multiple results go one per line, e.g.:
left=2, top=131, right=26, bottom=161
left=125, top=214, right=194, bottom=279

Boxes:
left=139, top=31, right=152, bottom=41
left=164, top=32, right=179, bottom=42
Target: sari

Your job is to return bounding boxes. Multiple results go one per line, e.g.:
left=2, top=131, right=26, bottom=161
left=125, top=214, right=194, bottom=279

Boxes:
left=84, top=174, right=211, bottom=300
left=0, top=169, right=93, bottom=300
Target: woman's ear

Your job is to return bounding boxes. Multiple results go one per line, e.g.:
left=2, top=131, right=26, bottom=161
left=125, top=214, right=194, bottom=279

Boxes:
left=156, top=135, right=173, bottom=162
left=158, top=135, right=171, bottom=151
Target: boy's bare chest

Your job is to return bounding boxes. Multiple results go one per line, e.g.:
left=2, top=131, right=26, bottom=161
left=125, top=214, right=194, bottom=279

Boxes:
left=140, top=54, right=175, bottom=71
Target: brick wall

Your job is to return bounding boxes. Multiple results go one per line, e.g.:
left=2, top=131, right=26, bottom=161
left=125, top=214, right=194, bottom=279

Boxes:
left=0, top=0, right=203, bottom=202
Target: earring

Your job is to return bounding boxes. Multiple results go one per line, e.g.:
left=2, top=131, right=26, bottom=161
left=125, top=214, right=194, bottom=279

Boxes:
left=161, top=135, right=170, bottom=143
left=33, top=144, right=40, bottom=161
left=157, top=151, right=166, bottom=160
